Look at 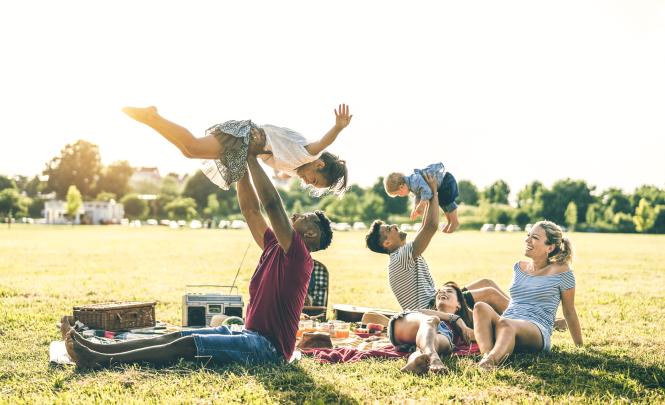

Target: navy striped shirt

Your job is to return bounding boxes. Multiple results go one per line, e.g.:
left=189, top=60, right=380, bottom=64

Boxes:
left=388, top=242, right=436, bottom=310
left=502, top=262, right=576, bottom=338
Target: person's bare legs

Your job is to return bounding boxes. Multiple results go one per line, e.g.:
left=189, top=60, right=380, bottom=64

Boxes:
left=478, top=318, right=543, bottom=371
left=469, top=287, right=509, bottom=314
left=122, top=106, right=222, bottom=159
left=442, top=210, right=459, bottom=233
left=68, top=329, right=185, bottom=354
left=65, top=330, right=197, bottom=369
left=394, top=313, right=450, bottom=374
left=465, top=279, right=510, bottom=301
left=473, top=302, right=500, bottom=356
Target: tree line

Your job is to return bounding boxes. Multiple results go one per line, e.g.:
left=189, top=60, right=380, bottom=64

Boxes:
left=1, top=139, right=664, bottom=234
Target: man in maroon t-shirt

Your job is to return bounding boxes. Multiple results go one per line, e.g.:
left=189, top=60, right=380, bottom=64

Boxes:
left=63, top=142, right=334, bottom=369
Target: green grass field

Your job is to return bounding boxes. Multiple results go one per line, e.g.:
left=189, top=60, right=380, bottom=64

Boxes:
left=1, top=225, right=664, bottom=404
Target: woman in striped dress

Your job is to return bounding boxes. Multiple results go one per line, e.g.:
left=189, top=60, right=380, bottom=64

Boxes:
left=473, top=220, right=583, bottom=370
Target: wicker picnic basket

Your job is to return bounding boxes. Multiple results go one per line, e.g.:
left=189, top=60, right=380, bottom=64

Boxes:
left=73, top=301, right=156, bottom=331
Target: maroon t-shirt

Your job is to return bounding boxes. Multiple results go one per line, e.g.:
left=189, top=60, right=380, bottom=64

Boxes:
left=245, top=228, right=313, bottom=360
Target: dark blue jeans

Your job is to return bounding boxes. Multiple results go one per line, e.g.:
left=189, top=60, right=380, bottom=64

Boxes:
left=437, top=172, right=459, bottom=213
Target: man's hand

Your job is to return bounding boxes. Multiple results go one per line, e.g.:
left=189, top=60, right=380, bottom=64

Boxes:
left=334, top=104, right=353, bottom=130
left=423, top=172, right=438, bottom=195
left=410, top=200, right=428, bottom=220
left=248, top=127, right=271, bottom=156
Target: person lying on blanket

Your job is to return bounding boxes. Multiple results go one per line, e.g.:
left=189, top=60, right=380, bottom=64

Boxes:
left=389, top=282, right=474, bottom=374
left=365, top=173, right=568, bottom=331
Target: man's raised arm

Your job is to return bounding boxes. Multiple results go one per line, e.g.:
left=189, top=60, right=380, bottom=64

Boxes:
left=246, top=155, right=294, bottom=252
left=237, top=170, right=268, bottom=249
left=411, top=173, right=440, bottom=259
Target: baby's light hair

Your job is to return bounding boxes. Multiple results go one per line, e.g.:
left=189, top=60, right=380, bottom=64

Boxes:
left=384, top=172, right=406, bottom=194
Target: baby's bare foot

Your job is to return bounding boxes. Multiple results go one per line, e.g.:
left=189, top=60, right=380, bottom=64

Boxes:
left=400, top=353, right=430, bottom=375
left=121, top=106, right=158, bottom=124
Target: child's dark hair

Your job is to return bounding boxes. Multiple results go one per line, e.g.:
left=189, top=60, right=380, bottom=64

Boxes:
left=314, top=210, right=333, bottom=251
left=317, top=152, right=348, bottom=196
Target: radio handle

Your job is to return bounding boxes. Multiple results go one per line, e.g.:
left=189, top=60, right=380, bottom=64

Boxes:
left=185, top=285, right=239, bottom=294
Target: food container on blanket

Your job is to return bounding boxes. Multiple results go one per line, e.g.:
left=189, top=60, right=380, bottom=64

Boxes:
left=73, top=301, right=156, bottom=331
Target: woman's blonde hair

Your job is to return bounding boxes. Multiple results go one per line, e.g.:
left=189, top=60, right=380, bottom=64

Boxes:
left=384, top=172, right=405, bottom=194
left=534, top=220, right=573, bottom=264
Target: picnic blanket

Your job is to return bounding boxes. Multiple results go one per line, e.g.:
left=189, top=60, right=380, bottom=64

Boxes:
left=300, top=334, right=480, bottom=364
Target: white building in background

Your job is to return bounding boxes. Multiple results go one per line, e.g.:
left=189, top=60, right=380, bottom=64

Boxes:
left=44, top=200, right=124, bottom=225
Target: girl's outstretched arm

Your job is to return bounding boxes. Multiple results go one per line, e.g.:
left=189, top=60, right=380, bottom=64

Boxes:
left=305, top=104, right=352, bottom=155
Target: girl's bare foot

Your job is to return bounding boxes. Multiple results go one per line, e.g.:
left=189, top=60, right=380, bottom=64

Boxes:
left=121, top=106, right=158, bottom=124
left=478, top=354, right=498, bottom=371
left=60, top=315, right=74, bottom=340
left=428, top=355, right=449, bottom=374
left=400, top=353, right=430, bottom=375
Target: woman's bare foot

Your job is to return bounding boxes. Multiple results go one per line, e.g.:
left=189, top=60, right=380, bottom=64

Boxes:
left=400, top=353, right=430, bottom=375
left=478, top=354, right=499, bottom=372
left=554, top=318, right=568, bottom=331
left=60, top=315, right=74, bottom=340
left=66, top=331, right=107, bottom=369
left=428, top=355, right=449, bottom=374
left=121, top=106, right=158, bottom=124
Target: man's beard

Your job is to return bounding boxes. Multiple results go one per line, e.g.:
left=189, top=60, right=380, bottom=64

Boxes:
left=399, top=231, right=407, bottom=241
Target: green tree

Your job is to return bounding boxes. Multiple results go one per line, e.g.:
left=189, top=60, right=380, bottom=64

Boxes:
left=44, top=140, right=102, bottom=199
left=203, top=194, right=221, bottom=218
left=585, top=203, right=598, bottom=226
left=0, top=188, right=31, bottom=217
left=96, top=161, right=133, bottom=199
left=633, top=198, right=656, bottom=233
left=371, top=177, right=408, bottom=215
left=631, top=185, right=665, bottom=209
left=121, top=193, right=148, bottom=220
left=0, top=175, right=16, bottom=191
left=540, top=179, right=594, bottom=225
left=482, top=180, right=510, bottom=205
left=66, top=185, right=83, bottom=222
left=457, top=180, right=479, bottom=206
left=564, top=201, right=578, bottom=231
left=360, top=192, right=385, bottom=222
left=326, top=194, right=361, bottom=223
left=651, top=206, right=665, bottom=233
left=612, top=213, right=635, bottom=233
left=600, top=188, right=632, bottom=215
left=513, top=209, right=531, bottom=228
left=95, top=192, right=117, bottom=202
left=165, top=197, right=198, bottom=220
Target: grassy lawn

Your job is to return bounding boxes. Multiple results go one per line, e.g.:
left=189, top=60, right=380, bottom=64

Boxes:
left=1, top=225, right=664, bottom=404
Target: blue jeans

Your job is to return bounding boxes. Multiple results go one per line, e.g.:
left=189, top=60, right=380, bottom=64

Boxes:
left=437, top=172, right=459, bottom=213
left=180, top=326, right=284, bottom=365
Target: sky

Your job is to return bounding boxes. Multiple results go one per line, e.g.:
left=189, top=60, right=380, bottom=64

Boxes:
left=1, top=0, right=664, bottom=198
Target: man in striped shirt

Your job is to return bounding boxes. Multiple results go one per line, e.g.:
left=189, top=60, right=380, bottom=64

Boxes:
left=366, top=174, right=511, bottom=314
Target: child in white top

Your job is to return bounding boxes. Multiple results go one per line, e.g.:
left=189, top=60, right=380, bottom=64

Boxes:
left=122, top=105, right=352, bottom=195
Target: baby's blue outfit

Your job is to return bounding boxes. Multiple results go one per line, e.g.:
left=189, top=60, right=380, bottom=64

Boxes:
left=501, top=262, right=576, bottom=351
left=404, top=162, right=458, bottom=212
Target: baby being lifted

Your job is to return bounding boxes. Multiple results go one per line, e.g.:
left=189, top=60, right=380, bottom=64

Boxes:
left=384, top=163, right=460, bottom=233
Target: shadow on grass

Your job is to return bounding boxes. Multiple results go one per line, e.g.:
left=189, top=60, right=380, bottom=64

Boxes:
left=68, top=360, right=359, bottom=404
left=248, top=362, right=360, bottom=404
left=498, top=347, right=664, bottom=400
